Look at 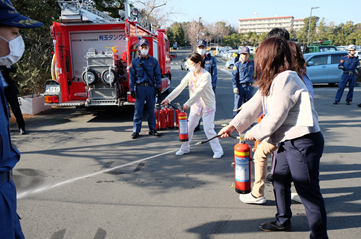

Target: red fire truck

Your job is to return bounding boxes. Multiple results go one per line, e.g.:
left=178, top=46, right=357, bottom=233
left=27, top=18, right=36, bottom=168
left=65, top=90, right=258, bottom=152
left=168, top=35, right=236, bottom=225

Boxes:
left=44, top=0, right=175, bottom=107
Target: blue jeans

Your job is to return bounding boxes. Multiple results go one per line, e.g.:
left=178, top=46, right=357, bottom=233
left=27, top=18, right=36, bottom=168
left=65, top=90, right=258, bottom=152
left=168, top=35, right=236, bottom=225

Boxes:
left=334, top=74, right=356, bottom=102
left=273, top=132, right=328, bottom=239
left=233, top=84, right=253, bottom=117
left=133, top=85, right=156, bottom=133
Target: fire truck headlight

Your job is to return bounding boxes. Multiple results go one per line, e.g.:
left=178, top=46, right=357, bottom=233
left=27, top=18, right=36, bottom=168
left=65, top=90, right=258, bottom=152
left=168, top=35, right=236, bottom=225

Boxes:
left=131, top=8, right=139, bottom=18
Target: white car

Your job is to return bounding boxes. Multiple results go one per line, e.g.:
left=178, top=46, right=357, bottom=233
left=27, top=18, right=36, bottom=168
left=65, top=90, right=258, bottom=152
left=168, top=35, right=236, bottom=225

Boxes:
left=180, top=58, right=188, bottom=71
left=225, top=57, right=236, bottom=69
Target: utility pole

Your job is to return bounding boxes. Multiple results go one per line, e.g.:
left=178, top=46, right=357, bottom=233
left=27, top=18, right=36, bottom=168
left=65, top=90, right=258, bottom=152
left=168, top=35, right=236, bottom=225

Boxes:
left=197, top=17, right=202, bottom=41
left=307, top=6, right=319, bottom=46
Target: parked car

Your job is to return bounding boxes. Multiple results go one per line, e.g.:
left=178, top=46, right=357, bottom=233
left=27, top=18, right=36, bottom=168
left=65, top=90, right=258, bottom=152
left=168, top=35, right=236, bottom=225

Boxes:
left=305, top=51, right=348, bottom=85
left=180, top=58, right=188, bottom=71
left=225, top=57, right=236, bottom=69
left=355, top=50, right=361, bottom=59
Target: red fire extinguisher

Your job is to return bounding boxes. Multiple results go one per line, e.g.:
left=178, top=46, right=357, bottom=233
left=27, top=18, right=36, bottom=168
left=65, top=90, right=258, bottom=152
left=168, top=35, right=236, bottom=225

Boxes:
left=234, top=138, right=252, bottom=194
left=253, top=114, right=263, bottom=152
left=175, top=104, right=180, bottom=128
left=167, top=106, right=174, bottom=129
left=178, top=110, right=188, bottom=142
left=159, top=106, right=167, bottom=130
left=154, top=104, right=159, bottom=130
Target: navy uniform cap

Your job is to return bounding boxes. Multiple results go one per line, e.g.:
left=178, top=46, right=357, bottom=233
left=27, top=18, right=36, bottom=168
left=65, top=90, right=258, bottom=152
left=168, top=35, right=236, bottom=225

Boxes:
left=139, top=38, right=149, bottom=46
left=240, top=46, right=250, bottom=54
left=197, top=39, right=206, bottom=47
left=0, top=0, right=43, bottom=28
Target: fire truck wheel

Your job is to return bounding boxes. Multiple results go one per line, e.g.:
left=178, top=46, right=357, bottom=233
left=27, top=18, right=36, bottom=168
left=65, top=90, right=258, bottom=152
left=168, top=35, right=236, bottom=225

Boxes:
left=82, top=69, right=98, bottom=85
left=101, top=69, right=116, bottom=85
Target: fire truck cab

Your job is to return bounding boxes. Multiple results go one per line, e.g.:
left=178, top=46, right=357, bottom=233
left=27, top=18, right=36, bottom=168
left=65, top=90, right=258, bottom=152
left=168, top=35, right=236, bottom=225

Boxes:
left=45, top=0, right=175, bottom=107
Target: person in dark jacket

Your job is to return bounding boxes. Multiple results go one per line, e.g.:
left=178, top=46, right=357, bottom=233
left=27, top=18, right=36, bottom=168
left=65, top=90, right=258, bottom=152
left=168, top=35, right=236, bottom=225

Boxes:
left=0, top=1, right=43, bottom=238
left=0, top=65, right=26, bottom=134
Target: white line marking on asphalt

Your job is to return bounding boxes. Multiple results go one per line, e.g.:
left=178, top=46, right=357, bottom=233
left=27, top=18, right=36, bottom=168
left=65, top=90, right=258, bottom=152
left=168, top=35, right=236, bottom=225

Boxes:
left=17, top=149, right=178, bottom=199
left=220, top=68, right=232, bottom=75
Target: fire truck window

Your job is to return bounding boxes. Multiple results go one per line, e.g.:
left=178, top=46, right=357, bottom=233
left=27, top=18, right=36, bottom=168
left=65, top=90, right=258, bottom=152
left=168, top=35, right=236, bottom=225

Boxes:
left=131, top=49, right=139, bottom=61
left=165, top=39, right=170, bottom=53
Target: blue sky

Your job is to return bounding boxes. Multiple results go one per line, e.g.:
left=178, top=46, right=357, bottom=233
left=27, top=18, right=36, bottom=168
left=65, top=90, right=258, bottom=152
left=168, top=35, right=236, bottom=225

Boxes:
left=168, top=0, right=360, bottom=27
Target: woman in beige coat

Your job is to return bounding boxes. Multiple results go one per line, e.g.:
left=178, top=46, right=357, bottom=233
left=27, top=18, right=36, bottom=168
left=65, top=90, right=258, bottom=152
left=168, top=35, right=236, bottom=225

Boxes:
left=161, top=53, right=223, bottom=158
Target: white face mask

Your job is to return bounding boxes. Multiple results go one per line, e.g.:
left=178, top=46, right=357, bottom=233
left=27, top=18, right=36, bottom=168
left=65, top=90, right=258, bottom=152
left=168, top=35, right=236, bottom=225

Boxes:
left=241, top=54, right=248, bottom=61
left=189, top=65, right=196, bottom=73
left=189, top=63, right=200, bottom=73
left=0, top=35, right=25, bottom=66
left=140, top=49, right=149, bottom=56
left=197, top=49, right=206, bottom=56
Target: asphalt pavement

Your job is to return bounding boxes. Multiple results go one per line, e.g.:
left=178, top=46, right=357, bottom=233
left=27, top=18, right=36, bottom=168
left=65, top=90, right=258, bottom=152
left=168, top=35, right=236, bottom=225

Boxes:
left=10, top=49, right=361, bottom=239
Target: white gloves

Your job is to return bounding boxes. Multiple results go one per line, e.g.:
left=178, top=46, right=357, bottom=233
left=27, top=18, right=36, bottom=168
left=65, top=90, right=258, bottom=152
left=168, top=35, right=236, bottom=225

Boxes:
left=233, top=88, right=239, bottom=94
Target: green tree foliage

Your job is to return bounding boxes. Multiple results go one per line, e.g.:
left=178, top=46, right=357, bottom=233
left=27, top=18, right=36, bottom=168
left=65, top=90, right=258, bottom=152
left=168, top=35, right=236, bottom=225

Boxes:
left=167, top=22, right=188, bottom=47
left=172, top=23, right=185, bottom=46
left=296, top=17, right=360, bottom=46
left=296, top=16, right=319, bottom=45
left=12, top=0, right=60, bottom=96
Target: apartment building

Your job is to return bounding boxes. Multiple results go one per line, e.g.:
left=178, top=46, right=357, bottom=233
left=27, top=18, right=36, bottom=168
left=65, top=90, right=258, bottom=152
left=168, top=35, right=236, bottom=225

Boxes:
left=238, top=16, right=304, bottom=34
left=293, top=18, right=305, bottom=31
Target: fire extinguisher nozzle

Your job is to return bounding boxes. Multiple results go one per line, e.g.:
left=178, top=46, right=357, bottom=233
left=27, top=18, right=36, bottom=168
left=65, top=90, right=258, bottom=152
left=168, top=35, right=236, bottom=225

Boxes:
left=195, top=142, right=202, bottom=145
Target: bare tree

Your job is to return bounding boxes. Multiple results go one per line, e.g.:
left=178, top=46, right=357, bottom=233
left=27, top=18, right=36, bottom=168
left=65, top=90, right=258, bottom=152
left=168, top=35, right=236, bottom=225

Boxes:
left=133, top=0, right=174, bottom=28
left=187, top=19, right=206, bottom=49
left=203, top=22, right=216, bottom=45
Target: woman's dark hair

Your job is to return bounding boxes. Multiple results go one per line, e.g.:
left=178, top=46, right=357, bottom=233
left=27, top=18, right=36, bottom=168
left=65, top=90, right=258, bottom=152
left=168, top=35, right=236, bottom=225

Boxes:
left=187, top=53, right=205, bottom=68
left=265, top=28, right=290, bottom=40
left=287, top=41, right=306, bottom=81
left=254, top=37, right=293, bottom=96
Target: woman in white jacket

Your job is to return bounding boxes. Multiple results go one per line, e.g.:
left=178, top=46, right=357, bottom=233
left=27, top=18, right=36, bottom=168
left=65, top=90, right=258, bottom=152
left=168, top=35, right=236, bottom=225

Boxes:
left=161, top=53, right=223, bottom=158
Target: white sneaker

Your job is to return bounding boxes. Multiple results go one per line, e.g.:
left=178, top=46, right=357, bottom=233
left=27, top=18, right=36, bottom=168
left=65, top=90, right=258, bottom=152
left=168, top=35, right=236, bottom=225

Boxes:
left=175, top=149, right=190, bottom=156
left=291, top=193, right=302, bottom=203
left=213, top=151, right=224, bottom=159
left=239, top=193, right=266, bottom=204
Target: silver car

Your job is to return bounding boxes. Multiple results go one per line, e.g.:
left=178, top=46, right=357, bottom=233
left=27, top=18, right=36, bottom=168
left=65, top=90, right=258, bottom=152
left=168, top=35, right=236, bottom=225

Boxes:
left=305, top=51, right=348, bottom=85
left=225, top=57, right=236, bottom=69
left=180, top=58, right=188, bottom=71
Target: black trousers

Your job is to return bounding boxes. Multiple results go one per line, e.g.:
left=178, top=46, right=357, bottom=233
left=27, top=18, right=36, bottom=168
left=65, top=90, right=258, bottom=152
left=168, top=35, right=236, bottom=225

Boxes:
left=4, top=87, right=25, bottom=130
left=273, top=132, right=328, bottom=239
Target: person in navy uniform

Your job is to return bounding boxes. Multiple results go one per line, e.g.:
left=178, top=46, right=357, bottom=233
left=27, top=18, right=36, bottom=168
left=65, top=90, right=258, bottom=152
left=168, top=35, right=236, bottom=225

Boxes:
left=333, top=44, right=360, bottom=105
left=194, top=39, right=218, bottom=131
left=232, top=46, right=254, bottom=117
left=129, top=38, right=162, bottom=139
left=1, top=65, right=26, bottom=134
left=0, top=0, right=43, bottom=238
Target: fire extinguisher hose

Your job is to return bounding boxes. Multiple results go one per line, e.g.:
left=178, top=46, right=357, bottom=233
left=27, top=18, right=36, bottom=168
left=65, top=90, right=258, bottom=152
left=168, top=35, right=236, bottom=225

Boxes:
left=195, top=134, right=240, bottom=145
left=167, top=102, right=182, bottom=110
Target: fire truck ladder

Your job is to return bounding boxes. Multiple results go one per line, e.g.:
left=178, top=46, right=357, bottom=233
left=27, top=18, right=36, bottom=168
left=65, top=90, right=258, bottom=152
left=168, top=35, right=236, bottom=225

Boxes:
left=57, top=0, right=119, bottom=23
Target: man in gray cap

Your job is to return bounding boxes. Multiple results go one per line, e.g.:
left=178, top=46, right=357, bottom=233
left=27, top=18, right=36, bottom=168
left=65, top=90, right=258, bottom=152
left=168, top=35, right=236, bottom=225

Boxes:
left=231, top=46, right=254, bottom=117
left=0, top=0, right=42, bottom=237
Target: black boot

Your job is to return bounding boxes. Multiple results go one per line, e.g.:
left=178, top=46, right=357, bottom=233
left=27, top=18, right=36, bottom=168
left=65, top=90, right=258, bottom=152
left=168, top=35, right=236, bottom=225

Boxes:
left=131, top=132, right=140, bottom=139
left=149, top=129, right=161, bottom=136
